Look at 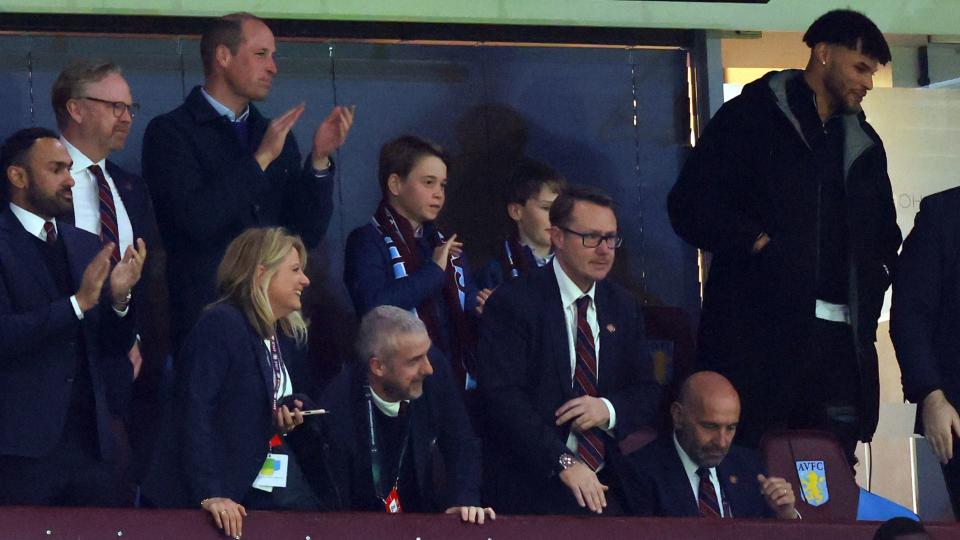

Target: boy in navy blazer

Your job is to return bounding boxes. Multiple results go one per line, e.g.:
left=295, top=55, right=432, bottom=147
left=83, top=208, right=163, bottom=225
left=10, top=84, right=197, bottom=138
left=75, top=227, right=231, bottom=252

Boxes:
left=473, top=158, right=565, bottom=298
left=344, top=135, right=476, bottom=390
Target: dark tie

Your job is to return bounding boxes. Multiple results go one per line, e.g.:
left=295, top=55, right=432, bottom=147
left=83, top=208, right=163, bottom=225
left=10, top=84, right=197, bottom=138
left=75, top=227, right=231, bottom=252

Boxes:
left=43, top=221, right=56, bottom=245
left=697, top=467, right=722, bottom=518
left=573, top=295, right=605, bottom=471
left=88, top=164, right=121, bottom=264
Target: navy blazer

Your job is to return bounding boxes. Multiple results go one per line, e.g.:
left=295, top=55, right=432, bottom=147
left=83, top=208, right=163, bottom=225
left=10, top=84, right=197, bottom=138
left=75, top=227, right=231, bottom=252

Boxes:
left=0, top=209, right=134, bottom=459
left=344, top=222, right=480, bottom=360
left=142, top=303, right=305, bottom=507
left=891, top=187, right=960, bottom=410
left=142, top=86, right=333, bottom=346
left=476, top=262, right=660, bottom=513
left=474, top=243, right=540, bottom=292
left=620, top=435, right=773, bottom=519
left=105, top=160, right=166, bottom=330
left=344, top=222, right=449, bottom=316
left=297, top=349, right=482, bottom=511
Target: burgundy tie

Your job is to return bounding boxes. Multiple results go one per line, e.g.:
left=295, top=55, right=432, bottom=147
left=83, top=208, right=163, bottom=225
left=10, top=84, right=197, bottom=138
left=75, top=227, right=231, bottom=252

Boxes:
left=43, top=221, right=56, bottom=245
left=697, top=467, right=722, bottom=518
left=88, top=164, right=121, bottom=264
left=573, top=295, right=605, bottom=471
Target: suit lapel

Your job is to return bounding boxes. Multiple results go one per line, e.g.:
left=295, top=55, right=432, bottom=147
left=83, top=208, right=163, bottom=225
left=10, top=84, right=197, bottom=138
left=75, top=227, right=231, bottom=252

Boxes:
left=250, top=330, right=274, bottom=410
left=60, top=225, right=92, bottom=296
left=1, top=211, right=59, bottom=301
left=543, top=269, right=575, bottom=401
left=106, top=161, right=141, bottom=238
left=660, top=438, right=701, bottom=517
left=594, top=281, right=618, bottom=393
left=408, top=397, right=430, bottom=495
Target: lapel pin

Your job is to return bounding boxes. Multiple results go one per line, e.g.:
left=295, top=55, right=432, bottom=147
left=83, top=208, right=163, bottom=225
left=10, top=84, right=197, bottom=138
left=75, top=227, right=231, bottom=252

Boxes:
left=728, top=475, right=738, bottom=485
left=606, top=323, right=616, bottom=333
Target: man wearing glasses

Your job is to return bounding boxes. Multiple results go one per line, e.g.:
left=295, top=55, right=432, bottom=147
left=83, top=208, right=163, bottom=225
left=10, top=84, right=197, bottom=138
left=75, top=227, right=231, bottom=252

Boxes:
left=477, top=186, right=660, bottom=515
left=51, top=59, right=167, bottom=503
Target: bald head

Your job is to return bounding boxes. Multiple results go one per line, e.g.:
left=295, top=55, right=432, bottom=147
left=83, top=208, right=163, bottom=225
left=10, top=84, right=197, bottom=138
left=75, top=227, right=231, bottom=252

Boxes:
left=677, top=371, right=740, bottom=412
left=672, top=371, right=741, bottom=468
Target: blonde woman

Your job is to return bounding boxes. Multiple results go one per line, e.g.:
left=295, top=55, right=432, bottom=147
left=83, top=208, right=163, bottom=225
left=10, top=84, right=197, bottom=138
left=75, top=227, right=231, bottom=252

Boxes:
left=143, top=227, right=318, bottom=538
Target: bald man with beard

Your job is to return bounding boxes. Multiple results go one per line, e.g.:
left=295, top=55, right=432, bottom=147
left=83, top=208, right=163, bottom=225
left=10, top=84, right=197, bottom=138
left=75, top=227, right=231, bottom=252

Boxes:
left=621, top=372, right=799, bottom=519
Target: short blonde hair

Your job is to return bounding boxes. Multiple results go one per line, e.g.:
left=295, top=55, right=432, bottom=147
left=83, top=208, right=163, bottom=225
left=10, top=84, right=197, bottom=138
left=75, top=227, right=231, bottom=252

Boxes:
left=215, top=227, right=308, bottom=344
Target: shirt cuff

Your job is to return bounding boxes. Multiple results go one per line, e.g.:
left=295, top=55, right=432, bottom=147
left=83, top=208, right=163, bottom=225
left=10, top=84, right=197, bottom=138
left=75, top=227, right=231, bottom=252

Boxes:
left=70, top=295, right=84, bottom=320
left=113, top=304, right=130, bottom=318
left=600, top=397, right=616, bottom=431
left=311, top=155, right=336, bottom=178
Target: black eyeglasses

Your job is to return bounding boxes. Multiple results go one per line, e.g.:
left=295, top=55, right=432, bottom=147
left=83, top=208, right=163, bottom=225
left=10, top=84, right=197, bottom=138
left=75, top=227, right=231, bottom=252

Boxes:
left=558, top=226, right=623, bottom=249
left=80, top=96, right=140, bottom=119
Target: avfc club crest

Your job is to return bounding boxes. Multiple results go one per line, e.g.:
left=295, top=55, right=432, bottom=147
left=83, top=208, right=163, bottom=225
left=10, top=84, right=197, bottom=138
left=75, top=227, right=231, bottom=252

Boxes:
left=795, top=461, right=829, bottom=506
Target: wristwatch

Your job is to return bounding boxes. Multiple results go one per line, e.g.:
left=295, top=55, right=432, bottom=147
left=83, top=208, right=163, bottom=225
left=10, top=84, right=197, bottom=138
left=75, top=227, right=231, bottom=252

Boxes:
left=558, top=453, right=579, bottom=473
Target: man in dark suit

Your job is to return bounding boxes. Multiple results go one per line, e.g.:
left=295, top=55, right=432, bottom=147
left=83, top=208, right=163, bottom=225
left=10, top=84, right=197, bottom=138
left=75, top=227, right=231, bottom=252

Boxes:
left=890, top=187, right=960, bottom=518
left=477, top=186, right=661, bottom=515
left=621, top=371, right=799, bottom=519
left=53, top=59, right=166, bottom=382
left=142, top=12, right=354, bottom=348
left=299, top=306, right=493, bottom=522
left=52, top=60, right=169, bottom=491
left=0, top=127, right=146, bottom=506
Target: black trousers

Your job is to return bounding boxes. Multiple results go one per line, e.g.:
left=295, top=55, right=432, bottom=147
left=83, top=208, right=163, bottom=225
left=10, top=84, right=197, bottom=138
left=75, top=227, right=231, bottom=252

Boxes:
left=735, top=318, right=861, bottom=469
left=785, top=318, right=861, bottom=468
left=0, top=420, right=119, bottom=507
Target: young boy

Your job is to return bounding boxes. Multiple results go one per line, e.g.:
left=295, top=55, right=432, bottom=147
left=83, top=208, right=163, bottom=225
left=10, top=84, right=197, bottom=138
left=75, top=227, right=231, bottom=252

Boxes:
left=344, top=135, right=476, bottom=389
left=475, top=158, right=566, bottom=301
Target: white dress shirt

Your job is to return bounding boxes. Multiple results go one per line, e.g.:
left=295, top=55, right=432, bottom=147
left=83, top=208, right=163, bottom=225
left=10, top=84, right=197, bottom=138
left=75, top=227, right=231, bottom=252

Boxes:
left=673, top=432, right=725, bottom=517
left=262, top=339, right=294, bottom=402
left=60, top=136, right=134, bottom=256
left=552, top=258, right=617, bottom=455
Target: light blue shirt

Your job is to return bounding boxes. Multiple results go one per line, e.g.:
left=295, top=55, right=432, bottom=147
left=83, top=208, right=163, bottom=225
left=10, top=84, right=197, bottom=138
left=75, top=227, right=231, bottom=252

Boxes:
left=200, top=86, right=249, bottom=122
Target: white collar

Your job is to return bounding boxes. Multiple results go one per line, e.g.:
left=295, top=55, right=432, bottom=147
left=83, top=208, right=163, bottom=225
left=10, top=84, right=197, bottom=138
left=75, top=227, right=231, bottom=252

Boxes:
left=552, top=257, right=596, bottom=310
left=59, top=135, right=105, bottom=174
left=200, top=86, right=250, bottom=122
left=518, top=237, right=552, bottom=267
left=9, top=203, right=56, bottom=241
left=673, top=431, right=717, bottom=482
left=370, top=386, right=409, bottom=418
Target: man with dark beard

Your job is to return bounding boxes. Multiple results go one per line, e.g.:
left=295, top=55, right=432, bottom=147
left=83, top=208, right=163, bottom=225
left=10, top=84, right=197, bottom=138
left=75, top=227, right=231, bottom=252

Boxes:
left=667, top=10, right=901, bottom=466
left=0, top=127, right=146, bottom=506
left=621, top=372, right=799, bottom=519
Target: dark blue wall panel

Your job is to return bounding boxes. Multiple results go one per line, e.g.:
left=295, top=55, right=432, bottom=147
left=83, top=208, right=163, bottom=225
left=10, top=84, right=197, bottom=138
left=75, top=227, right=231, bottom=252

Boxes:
left=0, top=35, right=698, bottom=317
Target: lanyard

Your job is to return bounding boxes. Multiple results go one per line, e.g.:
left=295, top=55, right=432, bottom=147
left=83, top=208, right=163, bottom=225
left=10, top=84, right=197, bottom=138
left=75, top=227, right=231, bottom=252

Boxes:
left=268, top=335, right=286, bottom=412
left=364, top=385, right=410, bottom=503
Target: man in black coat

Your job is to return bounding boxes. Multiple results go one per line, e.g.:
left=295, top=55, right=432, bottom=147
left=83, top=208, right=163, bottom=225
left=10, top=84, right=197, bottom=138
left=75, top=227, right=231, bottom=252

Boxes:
left=298, top=306, right=493, bottom=523
left=890, top=187, right=960, bottom=518
left=142, top=12, right=354, bottom=348
left=668, top=10, right=901, bottom=462
left=622, top=371, right=799, bottom=520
